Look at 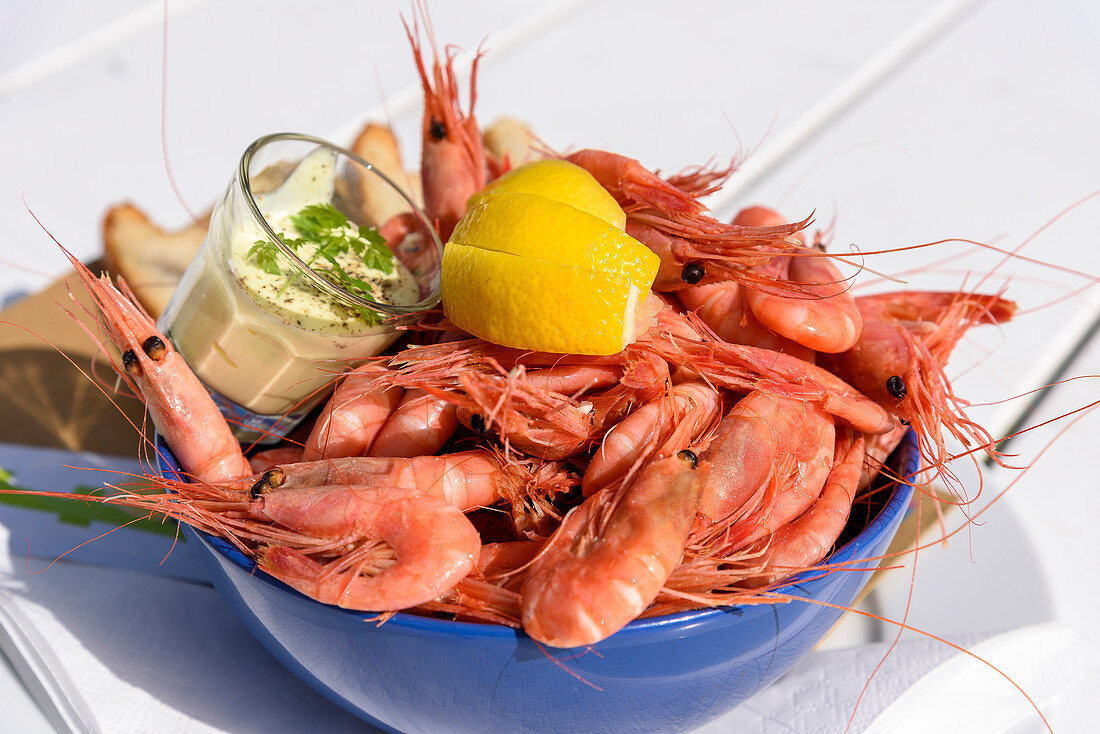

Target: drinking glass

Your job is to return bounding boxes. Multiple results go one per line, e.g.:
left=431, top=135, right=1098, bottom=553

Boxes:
left=158, top=133, right=442, bottom=443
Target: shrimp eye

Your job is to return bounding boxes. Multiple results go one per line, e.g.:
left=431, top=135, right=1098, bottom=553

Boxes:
left=813, top=237, right=827, bottom=252
left=429, top=117, right=446, bottom=141
left=886, top=375, right=907, bottom=399
left=142, top=336, right=166, bottom=360
left=676, top=449, right=699, bottom=469
left=249, top=478, right=267, bottom=500
left=121, top=349, right=141, bottom=375
left=250, top=467, right=286, bottom=499
left=469, top=413, right=490, bottom=435
left=263, top=467, right=286, bottom=488
left=681, top=262, right=705, bottom=284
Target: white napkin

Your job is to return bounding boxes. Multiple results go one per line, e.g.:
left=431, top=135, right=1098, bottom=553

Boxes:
left=698, top=625, right=1098, bottom=733
left=1, top=507, right=1095, bottom=734
left=0, top=521, right=377, bottom=734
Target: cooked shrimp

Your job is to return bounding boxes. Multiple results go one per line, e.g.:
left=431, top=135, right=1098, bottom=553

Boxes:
left=448, top=368, right=599, bottom=461
left=564, top=149, right=820, bottom=293
left=745, top=431, right=864, bottom=586
left=859, top=422, right=909, bottom=491
left=664, top=158, right=737, bottom=199
left=732, top=206, right=861, bottom=354
left=746, top=252, right=863, bottom=353
left=301, top=364, right=403, bottom=460
left=677, top=281, right=816, bottom=360
left=248, top=446, right=303, bottom=473
left=823, top=289, right=1017, bottom=476
left=521, top=364, right=623, bottom=395
left=586, top=346, right=671, bottom=429
left=676, top=205, right=816, bottom=358
left=582, top=380, right=721, bottom=494
left=404, top=12, right=487, bottom=239
left=255, top=485, right=480, bottom=611
left=387, top=347, right=662, bottom=461
left=236, top=449, right=573, bottom=514
left=520, top=450, right=705, bottom=647
left=640, top=306, right=893, bottom=434
left=378, top=211, right=441, bottom=288
left=61, top=250, right=251, bottom=483
left=475, top=539, right=542, bottom=582
left=564, top=149, right=707, bottom=215
left=369, top=389, right=459, bottom=458
left=693, top=390, right=835, bottom=553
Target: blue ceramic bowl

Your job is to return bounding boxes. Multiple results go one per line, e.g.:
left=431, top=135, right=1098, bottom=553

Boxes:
left=158, top=431, right=917, bottom=734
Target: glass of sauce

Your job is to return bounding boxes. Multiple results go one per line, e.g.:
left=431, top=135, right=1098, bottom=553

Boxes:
left=158, top=133, right=443, bottom=443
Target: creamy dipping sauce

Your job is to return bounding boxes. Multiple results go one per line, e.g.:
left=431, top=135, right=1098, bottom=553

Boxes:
left=159, top=148, right=419, bottom=437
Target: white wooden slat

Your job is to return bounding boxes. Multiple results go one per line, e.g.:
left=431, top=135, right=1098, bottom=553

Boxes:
left=0, top=0, right=158, bottom=82
left=0, top=0, right=591, bottom=297
left=986, top=331, right=1099, bottom=635
left=0, top=0, right=930, bottom=297
left=468, top=0, right=930, bottom=175
left=712, top=0, right=986, bottom=210
left=723, top=0, right=1100, bottom=440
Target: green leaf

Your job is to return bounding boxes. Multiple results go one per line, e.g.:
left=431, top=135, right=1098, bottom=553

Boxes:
left=361, top=239, right=394, bottom=273
left=248, top=239, right=283, bottom=275
left=352, top=304, right=383, bottom=326
left=290, top=203, right=348, bottom=240
left=254, top=203, right=397, bottom=320
left=358, top=225, right=387, bottom=248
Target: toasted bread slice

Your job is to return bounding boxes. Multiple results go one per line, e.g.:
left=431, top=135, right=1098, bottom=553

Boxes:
left=483, top=116, right=543, bottom=174
left=349, top=122, right=422, bottom=226
left=102, top=204, right=209, bottom=319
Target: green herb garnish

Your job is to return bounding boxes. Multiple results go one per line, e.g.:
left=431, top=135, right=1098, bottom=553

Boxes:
left=247, top=203, right=394, bottom=325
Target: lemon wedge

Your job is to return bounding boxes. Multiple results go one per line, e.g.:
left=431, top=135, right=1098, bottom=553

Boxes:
left=450, top=193, right=655, bottom=291
left=442, top=164, right=658, bottom=355
left=467, top=159, right=627, bottom=230
left=443, top=243, right=647, bottom=354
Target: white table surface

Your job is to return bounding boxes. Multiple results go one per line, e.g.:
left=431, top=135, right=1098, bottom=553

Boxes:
left=2, top=1, right=1098, bottom=732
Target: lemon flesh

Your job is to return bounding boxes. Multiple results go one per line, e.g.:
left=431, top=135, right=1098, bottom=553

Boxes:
left=450, top=193, right=657, bottom=292
left=443, top=243, right=644, bottom=355
left=468, top=159, right=627, bottom=230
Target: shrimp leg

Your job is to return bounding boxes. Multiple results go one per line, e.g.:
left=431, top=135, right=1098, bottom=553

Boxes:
left=822, top=289, right=1017, bottom=475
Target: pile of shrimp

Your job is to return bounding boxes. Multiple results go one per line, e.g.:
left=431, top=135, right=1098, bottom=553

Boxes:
left=40, top=17, right=1018, bottom=650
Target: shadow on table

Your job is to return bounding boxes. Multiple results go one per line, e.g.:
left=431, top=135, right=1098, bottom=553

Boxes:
left=6, top=560, right=383, bottom=733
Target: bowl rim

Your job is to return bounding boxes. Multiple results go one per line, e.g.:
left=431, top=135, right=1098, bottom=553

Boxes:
left=159, top=429, right=918, bottom=639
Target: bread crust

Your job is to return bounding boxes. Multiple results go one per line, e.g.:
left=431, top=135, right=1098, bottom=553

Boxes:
left=102, top=204, right=209, bottom=319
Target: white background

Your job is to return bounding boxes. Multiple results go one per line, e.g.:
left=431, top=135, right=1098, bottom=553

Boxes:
left=2, top=1, right=1098, bottom=731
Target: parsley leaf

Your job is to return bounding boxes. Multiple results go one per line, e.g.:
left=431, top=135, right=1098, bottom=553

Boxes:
left=246, top=203, right=395, bottom=324
left=290, top=203, right=349, bottom=240
left=247, top=240, right=283, bottom=275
